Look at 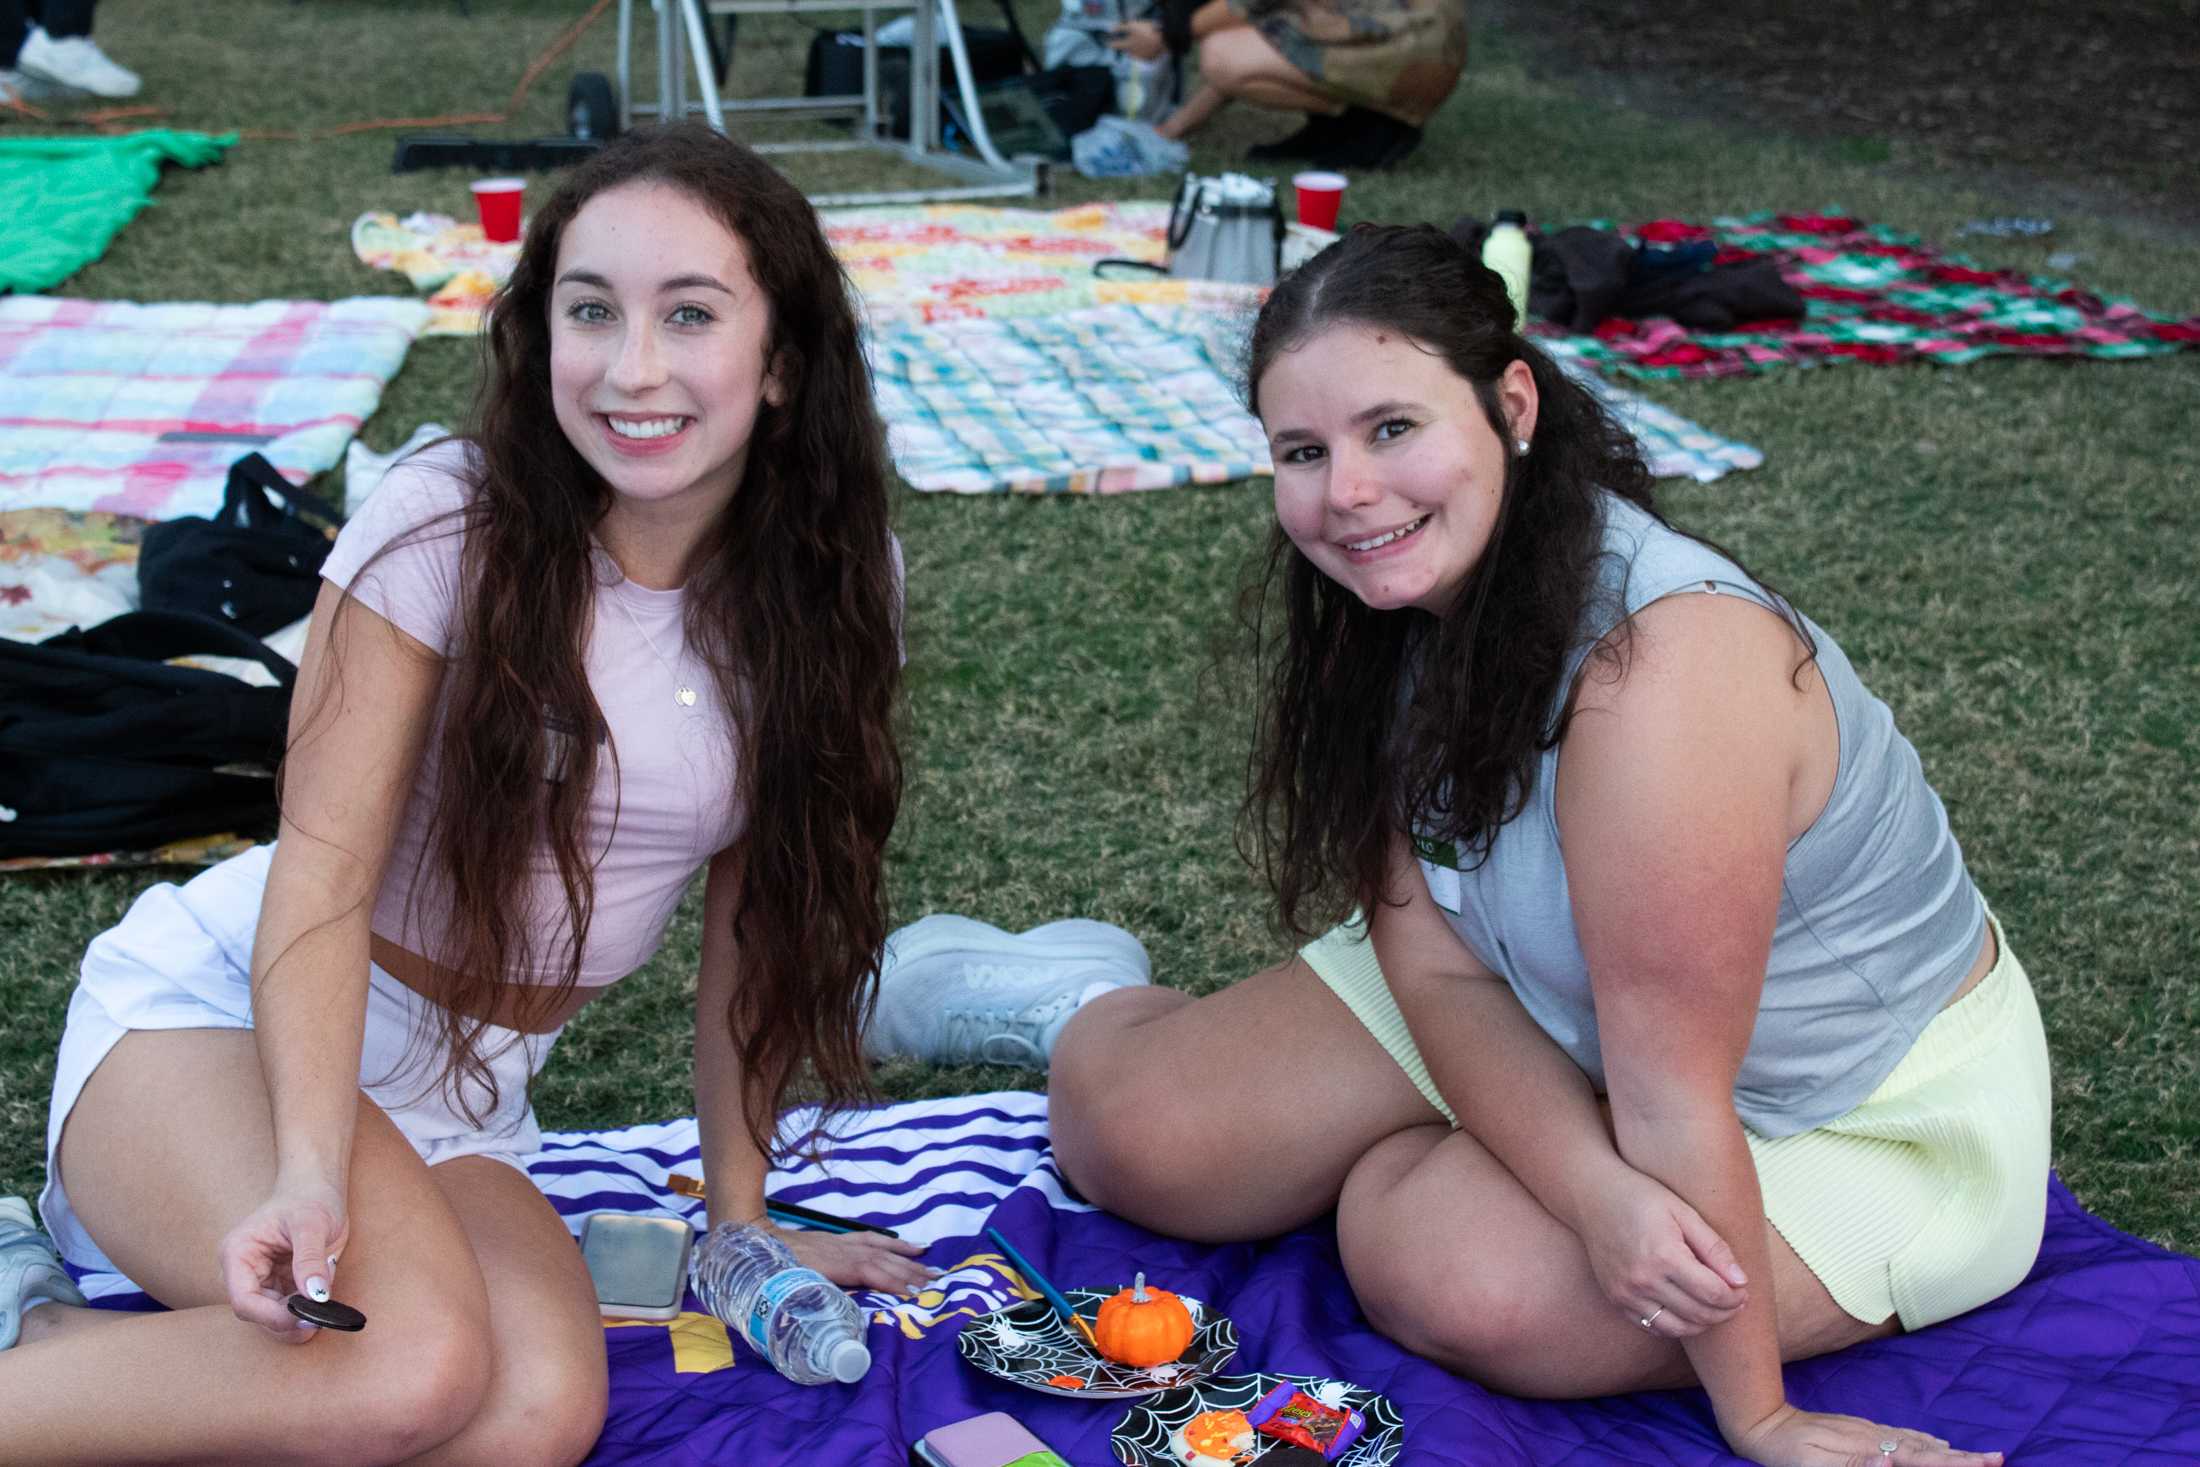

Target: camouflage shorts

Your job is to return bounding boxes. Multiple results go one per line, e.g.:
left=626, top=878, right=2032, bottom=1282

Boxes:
left=1235, top=0, right=1470, bottom=126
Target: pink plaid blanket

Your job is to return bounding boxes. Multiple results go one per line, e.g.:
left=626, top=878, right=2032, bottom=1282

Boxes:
left=0, top=296, right=430, bottom=521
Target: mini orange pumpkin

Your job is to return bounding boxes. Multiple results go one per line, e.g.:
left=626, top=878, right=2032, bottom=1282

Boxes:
left=1092, top=1271, right=1195, bottom=1368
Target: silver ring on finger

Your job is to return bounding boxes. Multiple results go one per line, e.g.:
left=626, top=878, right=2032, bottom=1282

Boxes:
left=1637, top=1305, right=1665, bottom=1331
left=1879, top=1439, right=1898, bottom=1463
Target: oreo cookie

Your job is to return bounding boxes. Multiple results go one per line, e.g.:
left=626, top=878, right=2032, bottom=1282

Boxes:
left=286, top=1293, right=367, bottom=1331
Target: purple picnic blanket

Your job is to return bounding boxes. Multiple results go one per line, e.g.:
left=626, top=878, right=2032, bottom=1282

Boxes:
left=70, top=1092, right=2200, bottom=1463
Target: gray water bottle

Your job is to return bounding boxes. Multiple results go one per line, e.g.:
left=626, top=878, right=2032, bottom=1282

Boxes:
left=689, top=1222, right=872, bottom=1385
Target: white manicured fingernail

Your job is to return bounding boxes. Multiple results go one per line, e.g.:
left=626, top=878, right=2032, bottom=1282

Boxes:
left=296, top=1318, right=319, bottom=1332
left=305, top=1277, right=330, bottom=1303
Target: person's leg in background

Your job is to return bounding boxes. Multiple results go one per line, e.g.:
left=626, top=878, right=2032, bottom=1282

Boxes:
left=15, top=0, right=141, bottom=99
left=0, top=0, right=36, bottom=103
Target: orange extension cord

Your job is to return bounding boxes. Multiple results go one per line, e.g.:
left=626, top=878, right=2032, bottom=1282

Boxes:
left=2, top=0, right=613, bottom=140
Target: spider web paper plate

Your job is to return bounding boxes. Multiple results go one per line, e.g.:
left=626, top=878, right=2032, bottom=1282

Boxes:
left=1111, top=1373, right=1405, bottom=1467
left=954, top=1286, right=1238, bottom=1400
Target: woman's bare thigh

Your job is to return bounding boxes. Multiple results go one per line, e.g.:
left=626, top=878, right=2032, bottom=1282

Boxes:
left=56, top=1028, right=490, bottom=1324
left=11, top=1028, right=503, bottom=1464
left=1048, top=954, right=1447, bottom=1240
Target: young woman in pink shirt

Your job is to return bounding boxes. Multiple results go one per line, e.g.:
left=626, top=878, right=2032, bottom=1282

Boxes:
left=0, top=124, right=918, bottom=1464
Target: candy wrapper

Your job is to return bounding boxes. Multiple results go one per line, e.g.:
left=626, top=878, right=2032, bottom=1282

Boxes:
left=1245, top=1383, right=1365, bottom=1460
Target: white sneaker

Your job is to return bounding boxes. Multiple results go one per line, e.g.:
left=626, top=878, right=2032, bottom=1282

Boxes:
left=865, top=913, right=1152, bottom=1069
left=17, top=26, right=141, bottom=99
left=0, top=1196, right=85, bottom=1351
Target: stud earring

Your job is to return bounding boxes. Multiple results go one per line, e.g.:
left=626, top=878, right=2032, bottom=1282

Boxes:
left=1515, top=438, right=1531, bottom=455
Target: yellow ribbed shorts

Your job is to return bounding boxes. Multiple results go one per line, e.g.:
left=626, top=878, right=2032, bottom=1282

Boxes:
left=1302, top=912, right=2052, bottom=1330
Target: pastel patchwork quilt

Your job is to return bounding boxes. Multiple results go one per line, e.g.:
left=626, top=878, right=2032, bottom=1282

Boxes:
left=0, top=296, right=430, bottom=521
left=874, top=304, right=1762, bottom=494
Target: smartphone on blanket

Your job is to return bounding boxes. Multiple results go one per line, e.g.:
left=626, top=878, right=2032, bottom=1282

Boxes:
left=910, top=1412, right=1070, bottom=1467
left=580, top=1213, right=693, bottom=1322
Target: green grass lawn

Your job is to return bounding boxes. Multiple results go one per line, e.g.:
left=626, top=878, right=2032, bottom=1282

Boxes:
left=2, top=0, right=2194, bottom=1257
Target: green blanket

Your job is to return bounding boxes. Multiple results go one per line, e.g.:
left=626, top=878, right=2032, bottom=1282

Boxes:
left=0, top=130, right=234, bottom=293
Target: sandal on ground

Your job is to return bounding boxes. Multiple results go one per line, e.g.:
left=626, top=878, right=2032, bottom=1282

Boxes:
left=0, top=1196, right=85, bottom=1350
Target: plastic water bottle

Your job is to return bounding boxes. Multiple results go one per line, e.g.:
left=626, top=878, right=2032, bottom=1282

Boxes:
left=1481, top=208, right=1533, bottom=327
left=690, top=1223, right=873, bottom=1385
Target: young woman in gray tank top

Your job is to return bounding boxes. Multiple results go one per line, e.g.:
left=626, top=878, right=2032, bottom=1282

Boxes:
left=1048, top=226, right=2050, bottom=1467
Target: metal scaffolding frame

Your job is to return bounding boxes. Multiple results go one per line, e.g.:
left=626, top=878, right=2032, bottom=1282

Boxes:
left=616, top=0, right=1043, bottom=205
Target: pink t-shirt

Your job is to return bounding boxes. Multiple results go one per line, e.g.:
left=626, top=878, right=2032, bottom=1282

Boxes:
left=318, top=441, right=899, bottom=986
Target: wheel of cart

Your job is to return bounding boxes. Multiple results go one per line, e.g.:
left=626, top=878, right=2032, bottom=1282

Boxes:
left=567, top=70, right=620, bottom=140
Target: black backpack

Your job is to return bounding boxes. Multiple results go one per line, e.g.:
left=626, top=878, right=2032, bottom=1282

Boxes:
left=137, top=452, right=339, bottom=638
left=0, top=611, right=296, bottom=859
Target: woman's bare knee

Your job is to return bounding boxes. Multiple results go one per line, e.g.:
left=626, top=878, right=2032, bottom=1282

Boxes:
left=1336, top=1127, right=1532, bottom=1368
left=324, top=1317, right=496, bottom=1465
left=1049, top=990, right=1199, bottom=1217
left=1335, top=1125, right=1650, bottom=1395
left=415, top=1355, right=606, bottom=1467
left=1195, top=28, right=1330, bottom=109
left=1195, top=33, right=1253, bottom=91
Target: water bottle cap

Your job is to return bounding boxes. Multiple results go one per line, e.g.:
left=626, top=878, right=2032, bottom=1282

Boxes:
left=1495, top=209, right=1528, bottom=226
left=828, top=1338, right=872, bottom=1383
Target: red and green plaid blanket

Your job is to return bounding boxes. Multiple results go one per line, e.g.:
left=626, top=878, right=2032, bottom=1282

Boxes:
left=1534, top=211, right=2200, bottom=381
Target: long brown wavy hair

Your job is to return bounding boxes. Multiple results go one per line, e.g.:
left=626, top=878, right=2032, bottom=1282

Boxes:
left=1241, top=223, right=1805, bottom=938
left=316, top=125, right=900, bottom=1153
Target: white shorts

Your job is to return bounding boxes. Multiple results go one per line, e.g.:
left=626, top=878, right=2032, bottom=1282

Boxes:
left=40, top=844, right=560, bottom=1277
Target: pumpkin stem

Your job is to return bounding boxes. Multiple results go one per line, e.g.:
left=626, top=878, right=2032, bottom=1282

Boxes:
left=1132, top=1271, right=1149, bottom=1303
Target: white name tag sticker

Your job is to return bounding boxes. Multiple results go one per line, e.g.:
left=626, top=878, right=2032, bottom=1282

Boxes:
left=1413, top=836, right=1465, bottom=915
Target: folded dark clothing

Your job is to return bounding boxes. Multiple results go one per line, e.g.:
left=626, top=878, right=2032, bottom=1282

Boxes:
left=1623, top=257, right=1805, bottom=330
left=1447, top=219, right=1807, bottom=332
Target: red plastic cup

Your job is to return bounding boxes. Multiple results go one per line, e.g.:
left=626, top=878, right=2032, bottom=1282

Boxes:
left=469, top=177, right=526, bottom=244
left=1292, top=170, right=1348, bottom=231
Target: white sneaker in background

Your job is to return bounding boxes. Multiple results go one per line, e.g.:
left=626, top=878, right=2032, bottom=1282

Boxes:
left=865, top=913, right=1152, bottom=1070
left=18, top=25, right=141, bottom=99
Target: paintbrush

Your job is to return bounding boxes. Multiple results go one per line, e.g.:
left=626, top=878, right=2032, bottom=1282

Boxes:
left=984, top=1226, right=1103, bottom=1354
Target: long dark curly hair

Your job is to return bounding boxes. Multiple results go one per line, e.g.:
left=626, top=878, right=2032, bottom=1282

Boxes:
left=315, top=125, right=900, bottom=1153
left=1241, top=223, right=1801, bottom=938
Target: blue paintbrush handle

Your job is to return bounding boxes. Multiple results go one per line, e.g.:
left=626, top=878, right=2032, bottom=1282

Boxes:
left=985, top=1227, right=1079, bottom=1320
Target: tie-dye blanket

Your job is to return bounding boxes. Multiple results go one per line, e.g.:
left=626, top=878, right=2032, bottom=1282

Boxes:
left=348, top=210, right=519, bottom=338
left=1540, top=212, right=2200, bottom=380
left=68, top=1091, right=2200, bottom=1465
left=0, top=296, right=430, bottom=521
left=827, top=201, right=1271, bottom=327
left=349, top=202, right=1263, bottom=339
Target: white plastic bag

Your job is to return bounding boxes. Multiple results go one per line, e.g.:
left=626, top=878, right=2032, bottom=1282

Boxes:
left=1070, top=115, right=1190, bottom=178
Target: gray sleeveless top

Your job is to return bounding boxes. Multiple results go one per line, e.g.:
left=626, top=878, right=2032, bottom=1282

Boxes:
left=1412, top=495, right=1985, bottom=1136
